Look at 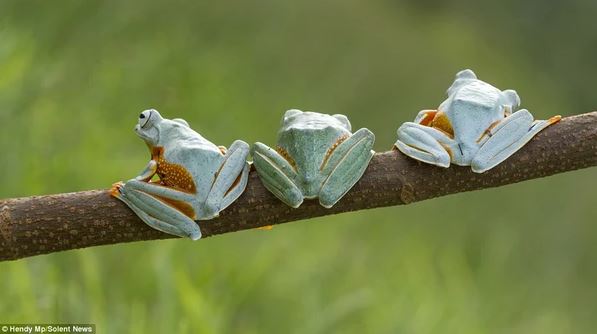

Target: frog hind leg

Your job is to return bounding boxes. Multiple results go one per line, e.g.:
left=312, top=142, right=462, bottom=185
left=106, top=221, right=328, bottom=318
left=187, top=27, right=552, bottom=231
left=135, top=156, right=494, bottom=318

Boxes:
left=218, top=161, right=250, bottom=212
left=118, top=179, right=196, bottom=202
left=319, top=128, right=375, bottom=208
left=116, top=185, right=202, bottom=240
left=471, top=109, right=561, bottom=173
left=394, top=122, right=453, bottom=168
left=204, top=140, right=251, bottom=218
left=251, top=142, right=303, bottom=208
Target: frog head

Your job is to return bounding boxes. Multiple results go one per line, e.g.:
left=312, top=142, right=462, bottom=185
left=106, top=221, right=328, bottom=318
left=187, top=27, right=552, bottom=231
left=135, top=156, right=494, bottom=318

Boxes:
left=135, top=109, right=193, bottom=149
left=135, top=109, right=164, bottom=147
left=446, top=69, right=478, bottom=96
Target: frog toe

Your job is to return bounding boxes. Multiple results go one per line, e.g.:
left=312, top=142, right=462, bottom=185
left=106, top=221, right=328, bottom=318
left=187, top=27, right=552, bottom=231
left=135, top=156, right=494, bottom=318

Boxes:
left=110, top=181, right=125, bottom=198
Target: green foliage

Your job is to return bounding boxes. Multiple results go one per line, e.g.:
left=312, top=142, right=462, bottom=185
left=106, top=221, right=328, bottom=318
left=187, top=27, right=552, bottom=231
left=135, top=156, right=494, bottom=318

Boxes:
left=0, top=0, right=595, bottom=332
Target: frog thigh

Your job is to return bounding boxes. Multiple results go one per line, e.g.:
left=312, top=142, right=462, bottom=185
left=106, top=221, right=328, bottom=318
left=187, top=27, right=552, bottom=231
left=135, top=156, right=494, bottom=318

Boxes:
left=471, top=109, right=561, bottom=173
left=251, top=142, right=303, bottom=208
left=319, top=128, right=375, bottom=208
left=123, top=179, right=195, bottom=202
left=395, top=122, right=452, bottom=168
left=118, top=187, right=202, bottom=240
left=204, top=140, right=250, bottom=216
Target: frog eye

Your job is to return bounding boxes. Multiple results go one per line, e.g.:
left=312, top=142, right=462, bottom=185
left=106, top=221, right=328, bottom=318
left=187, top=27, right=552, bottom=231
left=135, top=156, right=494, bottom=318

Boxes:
left=138, top=110, right=153, bottom=128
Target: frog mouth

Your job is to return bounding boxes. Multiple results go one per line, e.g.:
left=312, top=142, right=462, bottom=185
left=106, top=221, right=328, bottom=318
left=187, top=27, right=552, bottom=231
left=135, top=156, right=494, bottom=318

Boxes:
left=134, top=124, right=159, bottom=146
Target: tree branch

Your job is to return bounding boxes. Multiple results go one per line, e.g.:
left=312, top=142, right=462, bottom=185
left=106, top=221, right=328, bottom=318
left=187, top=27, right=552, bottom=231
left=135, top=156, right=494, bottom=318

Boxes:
left=1, top=112, right=595, bottom=262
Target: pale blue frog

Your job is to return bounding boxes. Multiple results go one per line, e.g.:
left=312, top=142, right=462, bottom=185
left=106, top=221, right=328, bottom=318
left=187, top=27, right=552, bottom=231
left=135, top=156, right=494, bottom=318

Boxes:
left=112, top=109, right=250, bottom=240
left=251, top=109, right=375, bottom=208
left=395, top=69, right=561, bottom=172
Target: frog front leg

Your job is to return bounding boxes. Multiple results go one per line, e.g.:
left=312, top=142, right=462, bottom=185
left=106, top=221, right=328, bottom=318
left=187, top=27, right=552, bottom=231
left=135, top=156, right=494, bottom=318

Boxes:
left=394, top=122, right=455, bottom=168
left=471, top=109, right=561, bottom=173
left=413, top=109, right=438, bottom=125
left=135, top=160, right=158, bottom=181
left=203, top=140, right=250, bottom=217
left=251, top=142, right=304, bottom=208
left=115, top=180, right=202, bottom=240
left=319, top=128, right=375, bottom=208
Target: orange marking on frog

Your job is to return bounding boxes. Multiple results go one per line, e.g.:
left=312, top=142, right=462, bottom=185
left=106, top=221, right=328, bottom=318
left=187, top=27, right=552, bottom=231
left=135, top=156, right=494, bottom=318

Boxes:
left=476, top=120, right=501, bottom=143
left=155, top=195, right=196, bottom=219
left=429, top=111, right=454, bottom=138
left=276, top=146, right=298, bottom=171
left=320, top=134, right=349, bottom=170
left=225, top=172, right=243, bottom=196
left=110, top=181, right=124, bottom=197
left=151, top=146, right=197, bottom=194
left=418, top=110, right=438, bottom=126
left=548, top=115, right=562, bottom=124
left=440, top=143, right=453, bottom=159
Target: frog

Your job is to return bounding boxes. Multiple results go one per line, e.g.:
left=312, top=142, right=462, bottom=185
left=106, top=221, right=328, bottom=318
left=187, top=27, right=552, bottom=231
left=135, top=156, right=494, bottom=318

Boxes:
left=111, top=109, right=250, bottom=240
left=251, top=109, right=375, bottom=208
left=394, top=69, right=561, bottom=173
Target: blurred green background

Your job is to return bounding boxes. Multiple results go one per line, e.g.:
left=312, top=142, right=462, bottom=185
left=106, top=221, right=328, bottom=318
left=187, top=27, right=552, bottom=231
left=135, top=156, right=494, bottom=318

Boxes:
left=1, top=0, right=596, bottom=333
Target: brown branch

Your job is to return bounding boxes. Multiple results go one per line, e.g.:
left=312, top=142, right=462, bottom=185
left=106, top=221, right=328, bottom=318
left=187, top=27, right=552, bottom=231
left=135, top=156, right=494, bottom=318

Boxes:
left=1, top=112, right=596, bottom=262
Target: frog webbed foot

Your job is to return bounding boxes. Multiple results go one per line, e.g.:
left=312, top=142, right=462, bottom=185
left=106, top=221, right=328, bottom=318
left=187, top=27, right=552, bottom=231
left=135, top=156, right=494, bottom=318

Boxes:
left=115, top=181, right=202, bottom=240
left=318, top=128, right=375, bottom=208
left=471, top=109, right=561, bottom=173
left=251, top=142, right=304, bottom=208
left=203, top=140, right=251, bottom=217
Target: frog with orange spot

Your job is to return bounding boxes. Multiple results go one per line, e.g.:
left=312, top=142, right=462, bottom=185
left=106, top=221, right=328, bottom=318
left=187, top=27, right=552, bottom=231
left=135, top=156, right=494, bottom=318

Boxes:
left=111, top=109, right=250, bottom=240
left=395, top=69, right=561, bottom=172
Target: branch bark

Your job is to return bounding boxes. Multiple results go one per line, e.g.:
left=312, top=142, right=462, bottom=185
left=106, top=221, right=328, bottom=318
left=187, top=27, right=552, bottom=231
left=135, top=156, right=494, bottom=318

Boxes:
left=1, top=112, right=596, bottom=262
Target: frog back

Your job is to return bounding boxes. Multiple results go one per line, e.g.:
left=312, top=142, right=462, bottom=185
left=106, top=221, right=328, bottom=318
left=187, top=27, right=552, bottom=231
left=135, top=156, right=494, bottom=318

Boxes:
left=444, top=80, right=504, bottom=144
left=278, top=112, right=351, bottom=194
